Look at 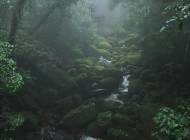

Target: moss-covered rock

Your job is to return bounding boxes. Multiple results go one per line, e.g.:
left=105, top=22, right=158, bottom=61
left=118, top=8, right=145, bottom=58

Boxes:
left=107, top=128, right=128, bottom=140
left=60, top=103, right=97, bottom=128
left=99, top=77, right=118, bottom=89
left=96, top=99, right=123, bottom=112
left=112, top=113, right=129, bottom=126
left=97, top=111, right=112, bottom=127
left=86, top=111, right=113, bottom=138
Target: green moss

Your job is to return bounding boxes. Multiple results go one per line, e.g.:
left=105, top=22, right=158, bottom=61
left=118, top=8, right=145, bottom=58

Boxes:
left=1, top=112, right=25, bottom=132
left=94, top=64, right=105, bottom=71
left=107, top=128, right=128, bottom=137
left=153, top=103, right=190, bottom=140
left=96, top=48, right=110, bottom=56
left=63, top=103, right=97, bottom=127
left=112, top=113, right=129, bottom=122
left=97, top=37, right=112, bottom=49
left=98, top=41, right=111, bottom=49
left=97, top=111, right=112, bottom=127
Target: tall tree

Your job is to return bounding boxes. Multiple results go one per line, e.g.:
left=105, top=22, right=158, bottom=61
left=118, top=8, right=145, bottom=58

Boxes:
left=9, top=0, right=27, bottom=44
left=30, top=0, right=78, bottom=35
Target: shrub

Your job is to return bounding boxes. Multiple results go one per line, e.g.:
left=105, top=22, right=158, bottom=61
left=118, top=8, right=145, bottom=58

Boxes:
left=153, top=104, right=190, bottom=140
left=0, top=41, right=24, bottom=93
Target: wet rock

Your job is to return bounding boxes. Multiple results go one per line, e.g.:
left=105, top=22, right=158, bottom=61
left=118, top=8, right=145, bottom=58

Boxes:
left=89, top=89, right=109, bottom=97
left=91, top=82, right=98, bottom=88
left=99, top=77, right=118, bottom=90
left=105, top=93, right=124, bottom=104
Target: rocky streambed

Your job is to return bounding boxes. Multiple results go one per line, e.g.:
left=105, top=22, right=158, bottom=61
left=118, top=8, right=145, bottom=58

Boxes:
left=22, top=72, right=130, bottom=140
left=54, top=74, right=130, bottom=140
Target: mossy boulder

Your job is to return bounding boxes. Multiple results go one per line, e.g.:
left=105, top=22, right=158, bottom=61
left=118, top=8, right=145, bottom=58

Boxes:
left=96, top=99, right=123, bottom=112
left=60, top=103, right=97, bottom=128
left=89, top=89, right=109, bottom=97
left=107, top=128, right=128, bottom=140
left=98, top=77, right=118, bottom=90
left=86, top=111, right=112, bottom=138
left=97, top=111, right=112, bottom=127
left=112, top=113, right=130, bottom=127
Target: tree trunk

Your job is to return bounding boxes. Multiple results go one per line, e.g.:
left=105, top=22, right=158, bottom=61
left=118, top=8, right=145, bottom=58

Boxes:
left=9, top=0, right=27, bottom=44
left=29, top=2, right=61, bottom=35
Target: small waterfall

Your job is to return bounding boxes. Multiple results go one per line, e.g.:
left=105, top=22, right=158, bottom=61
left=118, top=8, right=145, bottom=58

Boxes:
left=105, top=74, right=130, bottom=104
left=119, top=75, right=130, bottom=93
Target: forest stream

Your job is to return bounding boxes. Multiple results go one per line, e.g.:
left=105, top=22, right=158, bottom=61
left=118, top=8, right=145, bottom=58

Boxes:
left=81, top=74, right=130, bottom=140
left=1, top=0, right=190, bottom=140
left=40, top=73, right=130, bottom=140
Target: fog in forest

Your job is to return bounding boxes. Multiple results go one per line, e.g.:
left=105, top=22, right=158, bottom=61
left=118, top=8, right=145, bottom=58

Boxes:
left=0, top=0, right=190, bottom=140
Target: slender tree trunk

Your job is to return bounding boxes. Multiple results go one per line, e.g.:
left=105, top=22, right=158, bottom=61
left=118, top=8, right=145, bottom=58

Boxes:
left=29, top=2, right=61, bottom=35
left=9, top=0, right=27, bottom=44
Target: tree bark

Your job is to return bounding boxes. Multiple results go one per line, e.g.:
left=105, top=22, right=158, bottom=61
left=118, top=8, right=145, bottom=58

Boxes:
left=29, top=2, right=61, bottom=35
left=9, top=0, right=27, bottom=44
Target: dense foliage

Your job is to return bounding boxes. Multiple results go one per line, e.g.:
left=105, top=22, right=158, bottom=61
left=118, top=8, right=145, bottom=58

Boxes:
left=154, top=104, right=190, bottom=140
left=0, top=41, right=23, bottom=92
left=0, top=40, right=24, bottom=139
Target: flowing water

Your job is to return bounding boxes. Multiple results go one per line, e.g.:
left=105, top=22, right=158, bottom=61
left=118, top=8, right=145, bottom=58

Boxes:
left=81, top=75, right=130, bottom=140
left=105, top=75, right=130, bottom=104
left=80, top=136, right=97, bottom=140
left=119, top=75, right=130, bottom=93
left=43, top=75, right=129, bottom=140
